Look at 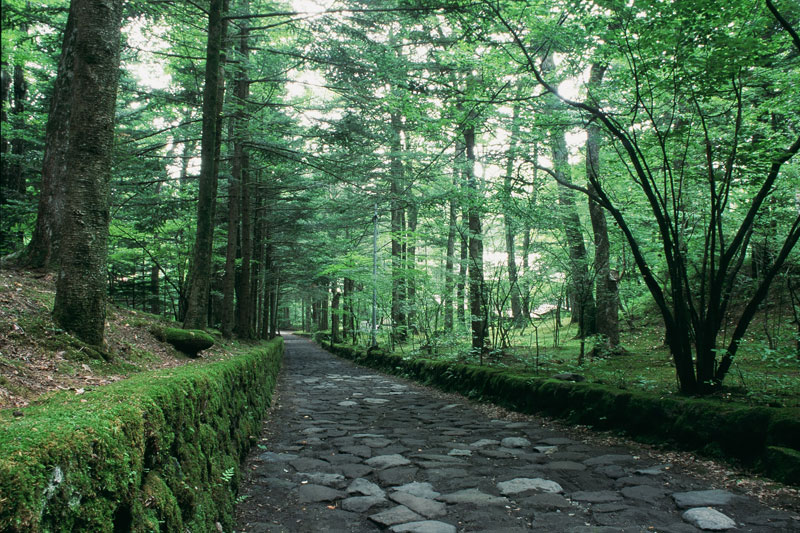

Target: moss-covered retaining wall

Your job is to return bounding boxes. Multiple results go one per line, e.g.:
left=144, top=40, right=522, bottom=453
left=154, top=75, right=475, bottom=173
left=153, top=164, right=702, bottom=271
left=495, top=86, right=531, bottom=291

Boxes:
left=0, top=337, right=283, bottom=532
left=326, top=343, right=799, bottom=485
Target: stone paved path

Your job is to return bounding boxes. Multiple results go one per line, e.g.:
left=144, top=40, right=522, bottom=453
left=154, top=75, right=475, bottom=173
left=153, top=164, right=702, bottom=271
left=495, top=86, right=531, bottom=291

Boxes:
left=234, top=334, right=798, bottom=532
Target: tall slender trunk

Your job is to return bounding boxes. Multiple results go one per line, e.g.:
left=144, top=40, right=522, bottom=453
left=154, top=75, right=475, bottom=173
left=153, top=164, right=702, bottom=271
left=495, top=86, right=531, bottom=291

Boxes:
left=521, top=227, right=532, bottom=317
left=183, top=0, right=227, bottom=329
left=390, top=112, right=407, bottom=342
left=465, top=125, right=486, bottom=354
left=406, top=201, right=418, bottom=333
left=503, top=103, right=524, bottom=326
left=52, top=0, right=123, bottom=346
left=444, top=182, right=457, bottom=330
left=233, top=10, right=252, bottom=338
left=343, top=277, right=354, bottom=341
left=455, top=138, right=467, bottom=327
left=331, top=284, right=340, bottom=344
left=586, top=64, right=620, bottom=351
left=221, top=142, right=239, bottom=338
left=551, top=125, right=596, bottom=336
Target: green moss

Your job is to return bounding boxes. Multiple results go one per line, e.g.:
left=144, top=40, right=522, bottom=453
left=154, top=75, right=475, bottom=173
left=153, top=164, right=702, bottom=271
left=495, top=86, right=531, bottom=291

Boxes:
left=764, top=447, right=800, bottom=485
left=159, top=328, right=215, bottom=357
left=0, top=337, right=283, bottom=532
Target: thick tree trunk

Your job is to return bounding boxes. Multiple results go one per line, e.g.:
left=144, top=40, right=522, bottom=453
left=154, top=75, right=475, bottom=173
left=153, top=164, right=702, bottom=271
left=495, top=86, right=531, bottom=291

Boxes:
left=183, top=0, right=227, bottom=329
left=52, top=0, right=123, bottom=346
left=21, top=12, right=77, bottom=269
left=464, top=125, right=486, bottom=355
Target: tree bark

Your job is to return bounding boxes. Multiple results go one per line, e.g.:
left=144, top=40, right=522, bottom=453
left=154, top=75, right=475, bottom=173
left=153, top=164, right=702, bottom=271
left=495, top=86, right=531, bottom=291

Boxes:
left=503, top=103, right=524, bottom=326
left=464, top=124, right=486, bottom=355
left=233, top=9, right=252, bottom=338
left=20, top=12, right=77, bottom=269
left=221, top=156, right=239, bottom=338
left=183, top=0, right=227, bottom=329
left=585, top=64, right=620, bottom=352
left=444, top=176, right=457, bottom=330
left=331, top=285, right=340, bottom=344
left=551, top=124, right=596, bottom=337
left=390, top=112, right=407, bottom=342
left=52, top=0, right=123, bottom=346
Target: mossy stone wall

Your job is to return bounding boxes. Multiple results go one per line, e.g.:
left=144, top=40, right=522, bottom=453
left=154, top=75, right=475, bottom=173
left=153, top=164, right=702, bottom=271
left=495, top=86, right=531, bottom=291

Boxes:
left=0, top=337, right=283, bottom=532
left=327, top=343, right=800, bottom=485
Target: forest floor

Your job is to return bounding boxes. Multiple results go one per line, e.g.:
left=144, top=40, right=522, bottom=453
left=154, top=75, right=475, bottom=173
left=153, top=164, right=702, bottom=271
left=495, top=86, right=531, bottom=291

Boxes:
left=0, top=268, right=238, bottom=410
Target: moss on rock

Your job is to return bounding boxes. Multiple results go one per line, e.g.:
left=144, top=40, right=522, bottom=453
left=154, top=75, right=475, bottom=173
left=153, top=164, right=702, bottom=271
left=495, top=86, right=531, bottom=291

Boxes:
left=162, top=328, right=215, bottom=357
left=0, top=337, right=283, bottom=532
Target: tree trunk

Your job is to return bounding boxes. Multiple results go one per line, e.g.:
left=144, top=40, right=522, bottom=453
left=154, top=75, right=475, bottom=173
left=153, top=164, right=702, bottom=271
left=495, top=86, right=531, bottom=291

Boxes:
left=221, top=163, right=239, bottom=338
left=183, top=0, right=227, bottom=329
left=551, top=127, right=596, bottom=337
left=456, top=138, right=468, bottom=327
left=444, top=182, right=457, bottom=330
left=585, top=64, right=620, bottom=352
left=150, top=262, right=160, bottom=315
left=464, top=125, right=486, bottom=354
left=406, top=201, right=418, bottom=333
left=52, top=0, right=123, bottom=346
left=21, top=12, right=77, bottom=269
left=233, top=5, right=252, bottom=338
left=503, top=103, right=524, bottom=326
left=331, top=285, right=340, bottom=344
left=343, top=277, right=354, bottom=341
left=390, top=112, right=407, bottom=342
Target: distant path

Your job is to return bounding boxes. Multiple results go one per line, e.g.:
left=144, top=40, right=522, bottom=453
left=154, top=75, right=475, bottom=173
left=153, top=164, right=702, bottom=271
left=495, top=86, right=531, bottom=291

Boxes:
left=235, top=334, right=796, bottom=532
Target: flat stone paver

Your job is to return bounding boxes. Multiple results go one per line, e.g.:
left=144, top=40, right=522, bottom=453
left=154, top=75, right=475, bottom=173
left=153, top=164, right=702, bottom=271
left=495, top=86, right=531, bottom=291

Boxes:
left=235, top=334, right=798, bottom=532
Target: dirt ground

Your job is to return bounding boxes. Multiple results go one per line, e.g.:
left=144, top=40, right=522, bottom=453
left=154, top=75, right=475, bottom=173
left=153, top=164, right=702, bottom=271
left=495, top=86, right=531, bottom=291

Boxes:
left=0, top=268, right=229, bottom=409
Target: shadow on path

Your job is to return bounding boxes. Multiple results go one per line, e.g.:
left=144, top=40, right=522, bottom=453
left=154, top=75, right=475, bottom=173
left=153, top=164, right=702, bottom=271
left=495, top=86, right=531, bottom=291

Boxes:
left=234, top=334, right=796, bottom=532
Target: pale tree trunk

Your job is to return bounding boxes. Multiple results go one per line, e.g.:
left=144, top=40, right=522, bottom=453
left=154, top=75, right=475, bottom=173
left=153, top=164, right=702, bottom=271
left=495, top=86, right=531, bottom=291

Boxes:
left=585, top=63, right=620, bottom=352
left=53, top=0, right=124, bottom=346
left=183, top=0, right=227, bottom=329
left=550, top=116, right=595, bottom=336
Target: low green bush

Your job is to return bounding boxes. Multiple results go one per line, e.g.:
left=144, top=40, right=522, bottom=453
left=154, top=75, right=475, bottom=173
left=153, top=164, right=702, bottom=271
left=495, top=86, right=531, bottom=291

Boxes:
left=0, top=337, right=283, bottom=532
left=329, top=342, right=799, bottom=485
